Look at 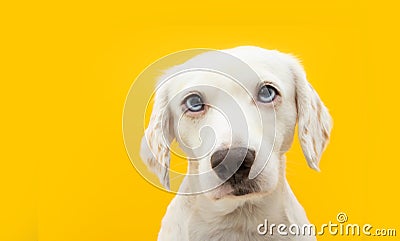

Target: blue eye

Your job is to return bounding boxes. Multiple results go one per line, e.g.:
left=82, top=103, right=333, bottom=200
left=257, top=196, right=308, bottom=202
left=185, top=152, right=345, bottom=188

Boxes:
left=185, top=94, right=204, bottom=112
left=258, top=85, right=277, bottom=103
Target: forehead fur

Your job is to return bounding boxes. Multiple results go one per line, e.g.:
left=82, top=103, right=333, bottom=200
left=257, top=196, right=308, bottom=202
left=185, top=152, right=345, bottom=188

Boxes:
left=156, top=46, right=299, bottom=101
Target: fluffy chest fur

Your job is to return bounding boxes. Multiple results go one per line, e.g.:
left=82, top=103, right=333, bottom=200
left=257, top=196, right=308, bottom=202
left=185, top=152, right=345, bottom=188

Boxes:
left=188, top=201, right=276, bottom=241
left=158, top=181, right=316, bottom=241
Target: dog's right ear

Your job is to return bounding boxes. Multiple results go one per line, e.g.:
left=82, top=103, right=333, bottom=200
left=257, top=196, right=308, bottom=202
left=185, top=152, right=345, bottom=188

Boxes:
left=140, top=85, right=173, bottom=190
left=287, top=55, right=333, bottom=171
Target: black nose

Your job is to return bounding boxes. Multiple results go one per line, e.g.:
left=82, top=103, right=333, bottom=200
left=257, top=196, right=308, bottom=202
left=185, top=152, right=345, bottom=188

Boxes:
left=210, top=147, right=255, bottom=180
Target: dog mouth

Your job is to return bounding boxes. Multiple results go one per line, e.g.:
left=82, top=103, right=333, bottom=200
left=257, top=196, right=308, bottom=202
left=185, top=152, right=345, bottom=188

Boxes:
left=212, top=178, right=260, bottom=200
left=227, top=176, right=260, bottom=196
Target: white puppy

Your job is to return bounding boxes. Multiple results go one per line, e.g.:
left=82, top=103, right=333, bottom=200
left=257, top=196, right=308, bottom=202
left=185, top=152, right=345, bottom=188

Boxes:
left=140, top=46, right=332, bottom=241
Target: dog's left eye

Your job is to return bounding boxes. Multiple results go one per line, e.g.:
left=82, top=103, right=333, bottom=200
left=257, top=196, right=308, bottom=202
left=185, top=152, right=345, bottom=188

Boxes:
left=258, top=85, right=277, bottom=103
left=184, top=94, right=205, bottom=112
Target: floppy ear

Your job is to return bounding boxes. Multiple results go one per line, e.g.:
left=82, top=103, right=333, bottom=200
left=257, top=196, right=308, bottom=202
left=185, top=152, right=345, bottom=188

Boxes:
left=290, top=57, right=332, bottom=171
left=140, top=86, right=173, bottom=189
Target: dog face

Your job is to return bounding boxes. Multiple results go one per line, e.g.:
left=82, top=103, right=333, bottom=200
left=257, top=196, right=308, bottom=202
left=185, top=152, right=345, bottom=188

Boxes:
left=140, top=46, right=332, bottom=200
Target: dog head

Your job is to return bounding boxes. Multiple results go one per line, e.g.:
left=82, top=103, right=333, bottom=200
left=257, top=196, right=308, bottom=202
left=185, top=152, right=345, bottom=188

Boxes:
left=140, top=46, right=332, bottom=199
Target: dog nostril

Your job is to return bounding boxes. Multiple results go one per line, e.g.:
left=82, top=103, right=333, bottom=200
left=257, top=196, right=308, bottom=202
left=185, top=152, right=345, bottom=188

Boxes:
left=210, top=149, right=228, bottom=169
left=210, top=147, right=255, bottom=180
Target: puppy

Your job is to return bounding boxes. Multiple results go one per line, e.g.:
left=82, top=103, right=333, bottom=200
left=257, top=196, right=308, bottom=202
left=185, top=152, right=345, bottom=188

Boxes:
left=140, top=46, right=332, bottom=240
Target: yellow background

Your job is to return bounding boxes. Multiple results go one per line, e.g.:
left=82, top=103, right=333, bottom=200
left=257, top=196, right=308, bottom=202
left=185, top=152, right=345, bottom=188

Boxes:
left=1, top=0, right=400, bottom=240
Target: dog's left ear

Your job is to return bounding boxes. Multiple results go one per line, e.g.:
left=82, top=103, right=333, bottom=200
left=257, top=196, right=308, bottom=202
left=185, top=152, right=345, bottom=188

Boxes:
left=289, top=56, right=333, bottom=171
left=140, top=85, right=174, bottom=190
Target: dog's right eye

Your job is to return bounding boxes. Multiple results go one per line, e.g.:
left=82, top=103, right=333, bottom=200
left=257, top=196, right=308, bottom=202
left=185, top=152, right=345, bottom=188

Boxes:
left=184, top=94, right=205, bottom=112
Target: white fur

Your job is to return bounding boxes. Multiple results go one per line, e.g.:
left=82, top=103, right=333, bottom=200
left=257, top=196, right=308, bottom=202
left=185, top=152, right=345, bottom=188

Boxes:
left=140, top=46, right=332, bottom=240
